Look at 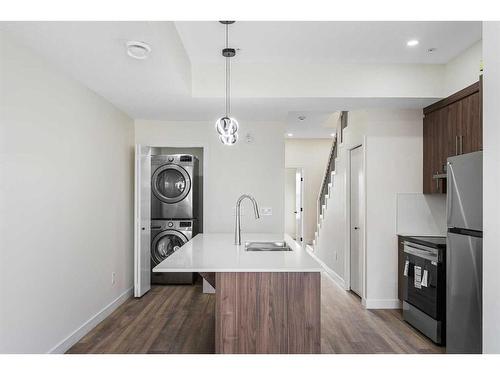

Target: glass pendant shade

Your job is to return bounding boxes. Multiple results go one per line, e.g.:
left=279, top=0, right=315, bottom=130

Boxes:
left=219, top=133, right=238, bottom=145
left=216, top=116, right=239, bottom=136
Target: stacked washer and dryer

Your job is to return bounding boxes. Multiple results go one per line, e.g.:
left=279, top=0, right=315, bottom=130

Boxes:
left=150, top=154, right=200, bottom=284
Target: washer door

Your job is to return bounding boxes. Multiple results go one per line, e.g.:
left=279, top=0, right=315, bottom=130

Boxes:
left=152, top=164, right=191, bottom=204
left=151, top=230, right=188, bottom=266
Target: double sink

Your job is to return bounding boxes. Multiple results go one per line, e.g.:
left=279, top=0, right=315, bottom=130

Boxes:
left=244, top=241, right=293, bottom=252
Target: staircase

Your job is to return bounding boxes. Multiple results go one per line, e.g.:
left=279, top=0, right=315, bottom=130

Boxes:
left=312, top=136, right=338, bottom=249
left=312, top=111, right=347, bottom=250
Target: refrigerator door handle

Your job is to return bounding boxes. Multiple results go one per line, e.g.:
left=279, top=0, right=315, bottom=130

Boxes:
left=447, top=161, right=453, bottom=225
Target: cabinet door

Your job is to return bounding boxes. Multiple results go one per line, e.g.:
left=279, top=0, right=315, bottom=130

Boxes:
left=446, top=100, right=461, bottom=159
left=460, top=92, right=482, bottom=154
left=423, top=112, right=434, bottom=194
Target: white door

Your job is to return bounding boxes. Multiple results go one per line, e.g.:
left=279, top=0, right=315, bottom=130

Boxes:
left=295, top=169, right=304, bottom=244
left=134, top=145, right=151, bottom=297
left=350, top=146, right=363, bottom=297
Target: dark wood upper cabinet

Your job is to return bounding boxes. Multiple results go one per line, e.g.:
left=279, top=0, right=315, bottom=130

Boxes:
left=423, top=79, right=482, bottom=194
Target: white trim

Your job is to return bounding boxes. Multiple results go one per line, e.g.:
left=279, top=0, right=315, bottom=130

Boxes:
left=306, top=246, right=347, bottom=290
left=48, top=287, right=133, bottom=354
left=362, top=298, right=402, bottom=310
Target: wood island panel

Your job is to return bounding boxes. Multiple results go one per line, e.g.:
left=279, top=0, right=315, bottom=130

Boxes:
left=215, top=272, right=321, bottom=354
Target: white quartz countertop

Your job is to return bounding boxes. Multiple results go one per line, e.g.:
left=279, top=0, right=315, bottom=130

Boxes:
left=153, top=233, right=322, bottom=273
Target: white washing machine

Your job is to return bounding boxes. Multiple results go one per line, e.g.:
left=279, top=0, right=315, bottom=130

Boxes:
left=150, top=219, right=197, bottom=284
left=151, top=154, right=199, bottom=219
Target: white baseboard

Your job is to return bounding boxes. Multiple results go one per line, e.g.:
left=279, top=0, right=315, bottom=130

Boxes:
left=305, top=247, right=347, bottom=290
left=48, top=287, right=133, bottom=354
left=362, top=298, right=402, bottom=310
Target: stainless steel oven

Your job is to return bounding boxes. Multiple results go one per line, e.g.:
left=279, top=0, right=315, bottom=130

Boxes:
left=403, top=240, right=446, bottom=345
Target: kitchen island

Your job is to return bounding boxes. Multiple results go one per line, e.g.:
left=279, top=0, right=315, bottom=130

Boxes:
left=153, top=233, right=322, bottom=354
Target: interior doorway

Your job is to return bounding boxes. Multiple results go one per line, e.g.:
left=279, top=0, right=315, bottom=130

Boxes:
left=349, top=145, right=364, bottom=298
left=284, top=168, right=304, bottom=245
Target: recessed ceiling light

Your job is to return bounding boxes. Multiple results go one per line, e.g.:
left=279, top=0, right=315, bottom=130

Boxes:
left=298, top=115, right=306, bottom=121
left=287, top=133, right=294, bottom=137
left=406, top=39, right=419, bottom=47
left=126, top=41, right=151, bottom=60
left=330, top=133, right=336, bottom=137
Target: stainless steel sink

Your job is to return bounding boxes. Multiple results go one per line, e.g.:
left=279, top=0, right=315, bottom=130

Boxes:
left=244, top=241, right=293, bottom=251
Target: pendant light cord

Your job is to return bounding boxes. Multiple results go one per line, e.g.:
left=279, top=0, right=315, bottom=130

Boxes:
left=225, top=23, right=231, bottom=117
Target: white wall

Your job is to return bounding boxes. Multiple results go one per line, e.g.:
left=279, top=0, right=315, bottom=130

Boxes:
left=444, top=41, right=483, bottom=97
left=482, top=22, right=500, bottom=354
left=135, top=120, right=285, bottom=234
left=315, top=109, right=423, bottom=308
left=0, top=31, right=134, bottom=353
left=285, top=139, right=332, bottom=244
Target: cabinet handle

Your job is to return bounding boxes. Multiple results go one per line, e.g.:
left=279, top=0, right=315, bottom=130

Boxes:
left=435, top=172, right=439, bottom=191
left=460, top=136, right=463, bottom=154
left=455, top=136, right=459, bottom=155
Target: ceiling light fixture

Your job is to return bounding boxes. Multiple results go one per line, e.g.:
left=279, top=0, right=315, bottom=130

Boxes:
left=406, top=39, right=419, bottom=47
left=215, top=21, right=238, bottom=145
left=125, top=41, right=151, bottom=59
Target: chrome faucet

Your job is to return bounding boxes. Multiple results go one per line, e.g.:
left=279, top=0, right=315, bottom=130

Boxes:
left=235, top=194, right=260, bottom=245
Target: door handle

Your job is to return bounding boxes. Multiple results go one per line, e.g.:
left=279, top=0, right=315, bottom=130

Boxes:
left=354, top=226, right=360, bottom=230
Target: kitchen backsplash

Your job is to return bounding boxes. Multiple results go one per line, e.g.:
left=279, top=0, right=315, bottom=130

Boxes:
left=396, top=193, right=447, bottom=236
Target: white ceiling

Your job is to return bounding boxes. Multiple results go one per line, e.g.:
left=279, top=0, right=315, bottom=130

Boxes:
left=175, top=21, right=481, bottom=64
left=0, top=21, right=481, bottom=138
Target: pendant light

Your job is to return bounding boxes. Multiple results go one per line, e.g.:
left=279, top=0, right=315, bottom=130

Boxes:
left=215, top=21, right=239, bottom=145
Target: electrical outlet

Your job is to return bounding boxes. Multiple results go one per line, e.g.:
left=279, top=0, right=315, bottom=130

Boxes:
left=111, top=272, right=116, bottom=285
left=260, top=207, right=272, bottom=216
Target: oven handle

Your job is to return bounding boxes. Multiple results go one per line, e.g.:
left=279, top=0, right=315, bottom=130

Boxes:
left=403, top=242, right=439, bottom=263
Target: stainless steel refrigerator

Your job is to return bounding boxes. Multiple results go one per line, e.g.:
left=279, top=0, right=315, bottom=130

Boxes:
left=446, top=151, right=482, bottom=354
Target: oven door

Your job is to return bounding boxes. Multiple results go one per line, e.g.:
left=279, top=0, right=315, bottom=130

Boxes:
left=403, top=242, right=443, bottom=320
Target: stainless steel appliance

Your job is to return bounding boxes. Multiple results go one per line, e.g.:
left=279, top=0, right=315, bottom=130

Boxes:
left=446, top=151, right=483, bottom=354
left=151, top=154, right=199, bottom=219
left=402, top=237, right=446, bottom=345
left=150, top=219, right=197, bottom=284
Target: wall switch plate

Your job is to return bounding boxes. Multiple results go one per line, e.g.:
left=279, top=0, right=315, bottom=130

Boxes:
left=111, top=272, right=116, bottom=285
left=260, top=207, right=272, bottom=216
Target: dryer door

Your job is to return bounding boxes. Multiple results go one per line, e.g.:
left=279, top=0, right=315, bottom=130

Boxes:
left=151, top=230, right=188, bottom=266
left=152, top=164, right=191, bottom=204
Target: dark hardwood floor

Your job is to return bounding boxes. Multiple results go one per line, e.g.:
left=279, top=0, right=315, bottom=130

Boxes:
left=67, top=274, right=443, bottom=354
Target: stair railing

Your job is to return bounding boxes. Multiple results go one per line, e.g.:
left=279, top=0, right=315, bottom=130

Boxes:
left=317, top=136, right=337, bottom=224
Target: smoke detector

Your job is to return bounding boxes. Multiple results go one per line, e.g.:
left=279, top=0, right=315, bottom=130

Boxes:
left=126, top=41, right=151, bottom=60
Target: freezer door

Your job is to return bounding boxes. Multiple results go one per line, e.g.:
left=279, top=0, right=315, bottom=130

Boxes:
left=446, top=232, right=482, bottom=353
left=447, top=151, right=482, bottom=231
